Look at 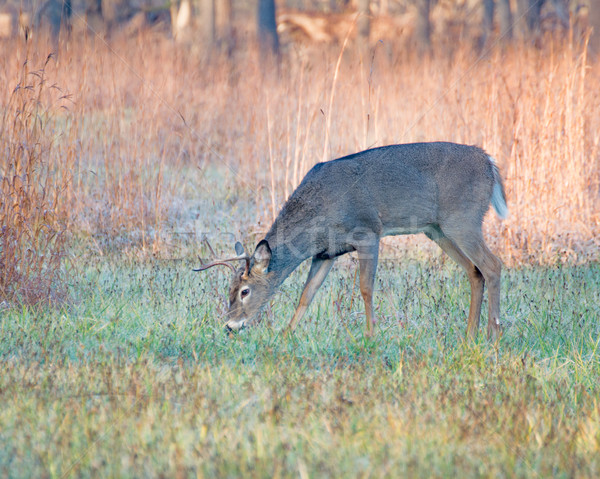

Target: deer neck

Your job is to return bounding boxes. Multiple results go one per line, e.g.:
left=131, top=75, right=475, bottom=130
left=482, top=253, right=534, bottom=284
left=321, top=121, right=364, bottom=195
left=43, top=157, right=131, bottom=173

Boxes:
left=264, top=227, right=315, bottom=288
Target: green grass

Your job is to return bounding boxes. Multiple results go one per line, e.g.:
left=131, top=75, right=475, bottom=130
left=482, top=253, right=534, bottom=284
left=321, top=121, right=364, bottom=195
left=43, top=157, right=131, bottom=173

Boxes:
left=1, top=256, right=599, bottom=478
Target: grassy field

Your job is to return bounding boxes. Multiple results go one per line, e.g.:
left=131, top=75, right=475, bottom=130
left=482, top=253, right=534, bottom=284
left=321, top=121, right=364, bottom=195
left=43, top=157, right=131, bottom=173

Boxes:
left=1, top=256, right=599, bottom=477
left=1, top=27, right=600, bottom=478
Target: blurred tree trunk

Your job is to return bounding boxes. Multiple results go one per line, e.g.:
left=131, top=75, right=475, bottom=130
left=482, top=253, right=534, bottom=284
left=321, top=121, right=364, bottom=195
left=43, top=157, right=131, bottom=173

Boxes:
left=357, top=0, right=370, bottom=44
left=257, top=0, right=279, bottom=58
left=415, top=0, right=431, bottom=52
left=516, top=0, right=545, bottom=38
left=201, top=0, right=216, bottom=46
left=526, top=0, right=545, bottom=32
left=171, top=0, right=192, bottom=41
left=497, top=0, right=513, bottom=40
left=37, top=0, right=72, bottom=39
left=590, top=1, right=600, bottom=53
left=516, top=0, right=529, bottom=38
left=479, top=0, right=495, bottom=48
left=98, top=0, right=136, bottom=33
left=217, top=0, right=234, bottom=56
left=551, top=0, right=569, bottom=29
left=84, top=0, right=103, bottom=32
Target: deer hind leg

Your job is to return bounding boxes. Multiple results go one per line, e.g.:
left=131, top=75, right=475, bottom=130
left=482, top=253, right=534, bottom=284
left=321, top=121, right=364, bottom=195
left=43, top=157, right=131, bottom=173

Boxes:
left=441, top=226, right=503, bottom=342
left=425, top=228, right=485, bottom=339
left=357, top=240, right=380, bottom=337
left=287, top=256, right=335, bottom=331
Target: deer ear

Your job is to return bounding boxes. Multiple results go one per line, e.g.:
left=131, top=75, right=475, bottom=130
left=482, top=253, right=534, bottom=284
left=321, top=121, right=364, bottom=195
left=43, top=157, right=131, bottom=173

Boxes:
left=252, top=240, right=271, bottom=273
left=235, top=241, right=245, bottom=256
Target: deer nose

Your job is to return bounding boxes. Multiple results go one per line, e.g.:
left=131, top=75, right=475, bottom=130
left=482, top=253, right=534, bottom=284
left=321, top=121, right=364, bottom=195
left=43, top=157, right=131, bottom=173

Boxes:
left=225, top=318, right=246, bottom=332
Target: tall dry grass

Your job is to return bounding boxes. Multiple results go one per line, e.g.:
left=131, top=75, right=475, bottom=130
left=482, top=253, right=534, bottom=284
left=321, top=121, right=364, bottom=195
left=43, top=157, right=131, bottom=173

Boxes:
left=1, top=31, right=598, bottom=281
left=0, top=53, right=73, bottom=305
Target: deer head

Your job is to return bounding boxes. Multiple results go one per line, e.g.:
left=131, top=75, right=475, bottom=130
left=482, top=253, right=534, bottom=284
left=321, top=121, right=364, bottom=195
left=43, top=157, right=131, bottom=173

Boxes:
left=195, top=240, right=275, bottom=331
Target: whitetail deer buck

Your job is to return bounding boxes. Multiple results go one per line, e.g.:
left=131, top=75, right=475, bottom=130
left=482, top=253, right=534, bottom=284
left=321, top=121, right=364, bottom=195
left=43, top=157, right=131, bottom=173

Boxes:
left=196, top=142, right=508, bottom=340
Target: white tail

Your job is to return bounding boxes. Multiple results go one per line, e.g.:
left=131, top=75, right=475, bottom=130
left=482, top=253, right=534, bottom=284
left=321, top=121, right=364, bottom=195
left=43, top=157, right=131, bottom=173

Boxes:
left=489, top=156, right=508, bottom=219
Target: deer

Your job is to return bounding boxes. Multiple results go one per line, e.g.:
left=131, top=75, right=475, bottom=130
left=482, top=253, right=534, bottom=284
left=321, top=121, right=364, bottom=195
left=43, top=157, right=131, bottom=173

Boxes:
left=196, top=142, right=508, bottom=340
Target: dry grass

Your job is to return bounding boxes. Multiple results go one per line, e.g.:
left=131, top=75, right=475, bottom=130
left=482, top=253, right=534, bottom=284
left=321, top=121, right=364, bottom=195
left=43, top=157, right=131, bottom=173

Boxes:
left=1, top=30, right=599, bottom=297
left=0, top=52, right=72, bottom=305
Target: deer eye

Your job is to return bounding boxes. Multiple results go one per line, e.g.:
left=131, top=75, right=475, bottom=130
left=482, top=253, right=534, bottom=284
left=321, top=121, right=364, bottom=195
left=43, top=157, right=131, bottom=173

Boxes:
left=240, top=288, right=250, bottom=299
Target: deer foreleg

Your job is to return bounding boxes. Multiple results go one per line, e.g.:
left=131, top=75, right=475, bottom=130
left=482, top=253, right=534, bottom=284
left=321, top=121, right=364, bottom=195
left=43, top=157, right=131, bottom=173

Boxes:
left=286, top=256, right=334, bottom=331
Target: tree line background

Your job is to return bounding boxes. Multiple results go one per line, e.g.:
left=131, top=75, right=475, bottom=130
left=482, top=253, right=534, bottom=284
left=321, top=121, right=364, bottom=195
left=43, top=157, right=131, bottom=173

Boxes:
left=0, top=1, right=598, bottom=55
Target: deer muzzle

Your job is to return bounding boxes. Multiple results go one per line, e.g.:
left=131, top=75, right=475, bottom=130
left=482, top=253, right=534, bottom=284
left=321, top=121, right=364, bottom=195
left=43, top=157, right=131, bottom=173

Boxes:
left=225, top=318, right=247, bottom=332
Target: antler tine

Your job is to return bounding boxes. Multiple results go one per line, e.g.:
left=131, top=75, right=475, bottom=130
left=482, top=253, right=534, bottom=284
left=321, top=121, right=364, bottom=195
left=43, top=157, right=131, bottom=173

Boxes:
left=193, top=261, right=236, bottom=273
left=192, top=254, right=249, bottom=273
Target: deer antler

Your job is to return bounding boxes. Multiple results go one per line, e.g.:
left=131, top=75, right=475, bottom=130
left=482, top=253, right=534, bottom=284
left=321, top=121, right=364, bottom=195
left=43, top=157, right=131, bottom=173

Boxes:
left=193, top=254, right=250, bottom=273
